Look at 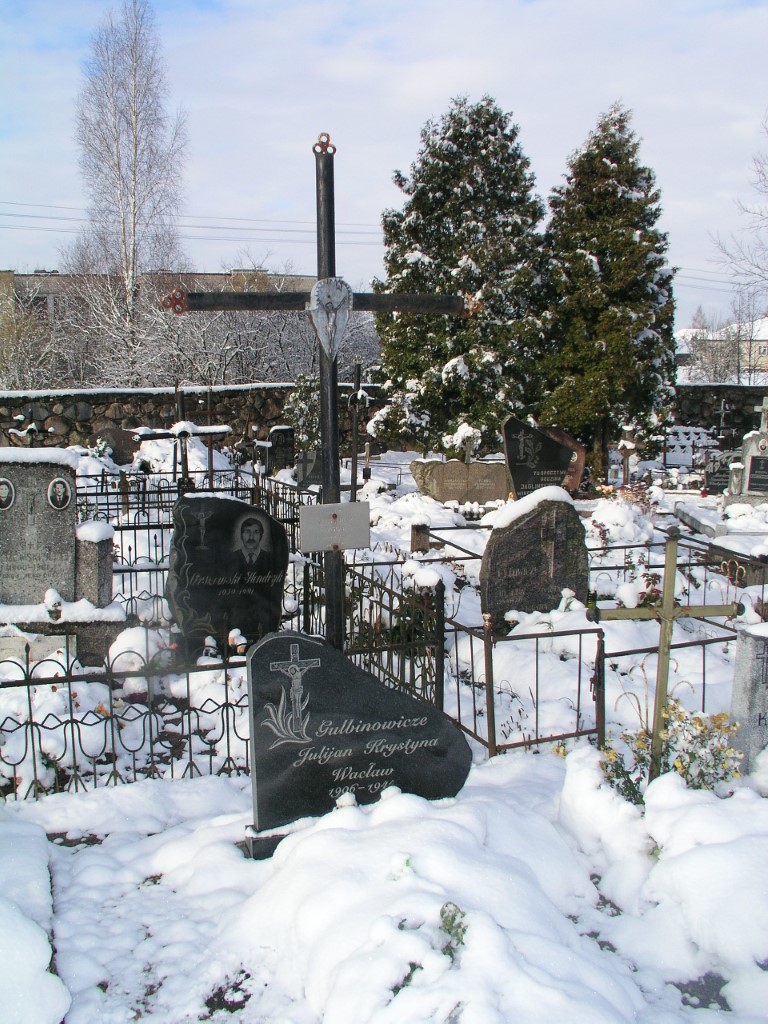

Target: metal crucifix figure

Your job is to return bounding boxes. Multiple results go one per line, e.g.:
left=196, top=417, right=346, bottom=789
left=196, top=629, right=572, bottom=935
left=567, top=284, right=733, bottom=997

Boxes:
left=162, top=133, right=467, bottom=649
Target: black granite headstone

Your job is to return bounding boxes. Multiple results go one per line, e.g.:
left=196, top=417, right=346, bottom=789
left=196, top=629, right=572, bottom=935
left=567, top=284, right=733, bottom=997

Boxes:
left=269, top=426, right=295, bottom=474
left=502, top=415, right=573, bottom=497
left=747, top=455, right=768, bottom=493
left=166, top=496, right=289, bottom=653
left=704, top=455, right=732, bottom=495
left=479, top=498, right=589, bottom=629
left=246, top=631, right=472, bottom=833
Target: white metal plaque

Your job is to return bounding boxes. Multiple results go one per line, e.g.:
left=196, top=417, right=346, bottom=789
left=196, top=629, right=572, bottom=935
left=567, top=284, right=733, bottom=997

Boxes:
left=299, top=502, right=370, bottom=552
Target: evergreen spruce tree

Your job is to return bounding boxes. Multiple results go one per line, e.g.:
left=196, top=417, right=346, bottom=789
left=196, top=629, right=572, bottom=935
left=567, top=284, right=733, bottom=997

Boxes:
left=530, top=103, right=676, bottom=475
left=370, top=96, right=544, bottom=454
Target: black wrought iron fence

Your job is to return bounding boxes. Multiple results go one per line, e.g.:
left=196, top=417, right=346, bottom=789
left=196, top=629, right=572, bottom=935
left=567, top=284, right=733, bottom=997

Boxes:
left=0, top=644, right=252, bottom=800
left=5, top=472, right=745, bottom=801
left=0, top=553, right=610, bottom=799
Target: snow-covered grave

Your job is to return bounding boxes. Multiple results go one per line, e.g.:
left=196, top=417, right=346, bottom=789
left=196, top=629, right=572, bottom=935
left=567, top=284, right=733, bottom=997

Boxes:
left=1, top=441, right=768, bottom=1021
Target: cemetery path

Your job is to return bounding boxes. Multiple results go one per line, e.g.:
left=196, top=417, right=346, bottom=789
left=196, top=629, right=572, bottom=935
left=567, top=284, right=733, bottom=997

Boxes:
left=45, top=779, right=305, bottom=1023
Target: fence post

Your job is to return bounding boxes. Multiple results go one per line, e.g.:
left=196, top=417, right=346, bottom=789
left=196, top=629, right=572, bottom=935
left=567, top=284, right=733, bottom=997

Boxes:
left=434, top=580, right=445, bottom=711
left=594, top=630, right=606, bottom=748
left=303, top=562, right=311, bottom=634
left=483, top=613, right=497, bottom=757
left=649, top=530, right=679, bottom=781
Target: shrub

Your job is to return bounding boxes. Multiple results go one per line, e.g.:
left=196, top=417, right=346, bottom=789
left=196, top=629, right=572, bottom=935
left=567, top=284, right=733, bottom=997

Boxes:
left=600, top=698, right=742, bottom=805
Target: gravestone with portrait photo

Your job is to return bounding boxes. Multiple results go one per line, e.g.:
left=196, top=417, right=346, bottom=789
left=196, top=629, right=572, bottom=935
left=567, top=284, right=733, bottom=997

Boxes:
left=0, top=454, right=78, bottom=604
left=0, top=452, right=118, bottom=659
left=165, top=494, right=289, bottom=654
left=245, top=631, right=472, bottom=842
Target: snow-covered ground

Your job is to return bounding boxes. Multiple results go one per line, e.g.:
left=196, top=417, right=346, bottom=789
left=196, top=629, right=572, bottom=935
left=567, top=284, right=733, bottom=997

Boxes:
left=2, top=442, right=768, bottom=1023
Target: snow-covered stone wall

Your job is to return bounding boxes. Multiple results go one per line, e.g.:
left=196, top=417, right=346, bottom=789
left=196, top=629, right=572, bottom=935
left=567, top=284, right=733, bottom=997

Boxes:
left=0, top=383, right=383, bottom=461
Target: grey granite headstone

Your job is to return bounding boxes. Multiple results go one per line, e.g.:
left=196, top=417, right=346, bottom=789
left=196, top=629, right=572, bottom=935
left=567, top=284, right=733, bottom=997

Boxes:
left=246, top=631, right=472, bottom=834
left=410, top=459, right=510, bottom=505
left=479, top=498, right=589, bottom=629
left=502, top=416, right=574, bottom=498
left=0, top=459, right=77, bottom=604
left=731, top=626, right=768, bottom=774
left=75, top=532, right=114, bottom=607
left=166, top=495, right=289, bottom=653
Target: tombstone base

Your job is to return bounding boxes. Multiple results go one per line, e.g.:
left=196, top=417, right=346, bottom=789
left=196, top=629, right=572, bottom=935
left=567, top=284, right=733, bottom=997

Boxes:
left=244, top=828, right=286, bottom=860
left=723, top=493, right=768, bottom=508
left=1, top=620, right=128, bottom=665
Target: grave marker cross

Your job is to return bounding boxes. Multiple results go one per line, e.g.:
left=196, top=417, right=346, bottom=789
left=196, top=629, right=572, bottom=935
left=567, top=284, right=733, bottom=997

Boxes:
left=596, top=527, right=740, bottom=781
left=162, top=133, right=468, bottom=649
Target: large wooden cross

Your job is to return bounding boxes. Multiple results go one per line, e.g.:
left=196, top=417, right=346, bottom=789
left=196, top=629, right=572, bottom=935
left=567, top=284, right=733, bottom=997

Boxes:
left=162, top=133, right=467, bottom=649
left=595, top=527, right=740, bottom=781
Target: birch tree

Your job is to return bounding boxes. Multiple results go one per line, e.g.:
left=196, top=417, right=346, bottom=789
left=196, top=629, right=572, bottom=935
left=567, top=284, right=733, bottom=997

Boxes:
left=62, top=0, right=187, bottom=382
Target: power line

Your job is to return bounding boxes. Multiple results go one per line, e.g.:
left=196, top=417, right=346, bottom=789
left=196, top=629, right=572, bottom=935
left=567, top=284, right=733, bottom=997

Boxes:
left=0, top=200, right=381, bottom=231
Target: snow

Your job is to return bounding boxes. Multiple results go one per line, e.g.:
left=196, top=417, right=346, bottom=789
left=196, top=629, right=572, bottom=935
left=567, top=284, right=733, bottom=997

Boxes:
left=0, top=448, right=80, bottom=469
left=4, top=754, right=768, bottom=1022
left=1, top=450, right=768, bottom=1021
left=0, top=597, right=126, bottom=625
left=75, top=521, right=114, bottom=544
left=481, top=485, right=574, bottom=530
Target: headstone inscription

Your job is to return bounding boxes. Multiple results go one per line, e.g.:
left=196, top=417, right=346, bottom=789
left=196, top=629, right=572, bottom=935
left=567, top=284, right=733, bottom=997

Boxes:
left=165, top=495, right=289, bottom=653
left=704, top=452, right=733, bottom=495
left=730, top=625, right=768, bottom=775
left=479, top=495, right=589, bottom=630
left=246, top=631, right=472, bottom=835
left=410, top=459, right=511, bottom=506
left=502, top=416, right=574, bottom=498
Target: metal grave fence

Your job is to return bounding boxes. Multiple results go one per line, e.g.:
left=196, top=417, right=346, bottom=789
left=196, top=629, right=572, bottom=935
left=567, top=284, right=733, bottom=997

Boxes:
left=0, top=476, right=751, bottom=800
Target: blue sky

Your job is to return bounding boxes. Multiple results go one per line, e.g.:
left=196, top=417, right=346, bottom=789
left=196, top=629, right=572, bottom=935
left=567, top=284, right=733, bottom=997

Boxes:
left=2, top=0, right=768, bottom=328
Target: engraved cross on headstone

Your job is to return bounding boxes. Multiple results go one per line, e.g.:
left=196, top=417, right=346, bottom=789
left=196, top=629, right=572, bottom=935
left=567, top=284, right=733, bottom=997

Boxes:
left=162, top=133, right=468, bottom=649
left=540, top=507, right=568, bottom=577
left=755, top=645, right=768, bottom=690
left=270, top=642, right=321, bottom=728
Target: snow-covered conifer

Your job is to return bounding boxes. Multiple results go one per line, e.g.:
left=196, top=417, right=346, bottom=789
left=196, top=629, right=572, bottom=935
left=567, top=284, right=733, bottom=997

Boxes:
left=372, top=96, right=544, bottom=453
left=530, top=103, right=676, bottom=474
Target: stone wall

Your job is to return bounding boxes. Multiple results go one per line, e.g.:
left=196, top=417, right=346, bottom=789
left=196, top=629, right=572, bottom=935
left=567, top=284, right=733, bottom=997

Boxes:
left=6, top=381, right=756, bottom=464
left=673, top=383, right=768, bottom=444
left=0, top=383, right=384, bottom=464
